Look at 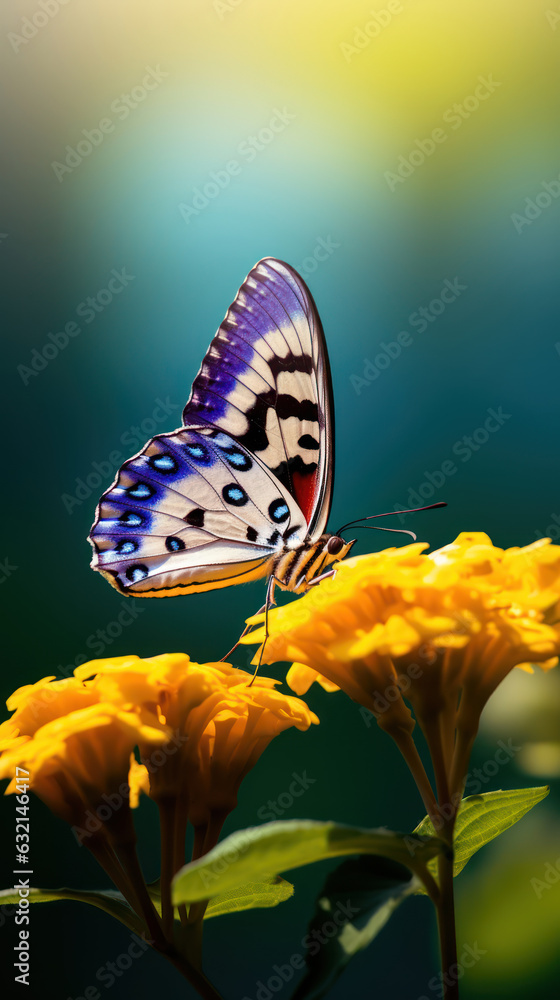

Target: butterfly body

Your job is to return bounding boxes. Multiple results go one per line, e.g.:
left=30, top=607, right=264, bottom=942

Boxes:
left=89, top=258, right=352, bottom=601
left=271, top=534, right=354, bottom=595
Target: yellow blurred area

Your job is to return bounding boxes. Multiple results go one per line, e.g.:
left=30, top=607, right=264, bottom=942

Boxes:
left=457, top=815, right=560, bottom=992
left=5, top=0, right=557, bottom=172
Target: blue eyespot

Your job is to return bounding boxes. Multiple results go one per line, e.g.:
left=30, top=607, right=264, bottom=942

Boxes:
left=125, top=565, right=149, bottom=583
left=119, top=512, right=143, bottom=527
left=165, top=536, right=186, bottom=552
left=127, top=483, right=154, bottom=499
left=149, top=453, right=178, bottom=474
left=269, top=499, right=290, bottom=523
left=222, top=483, right=249, bottom=507
left=185, top=441, right=213, bottom=466
left=115, top=540, right=138, bottom=554
left=220, top=446, right=252, bottom=471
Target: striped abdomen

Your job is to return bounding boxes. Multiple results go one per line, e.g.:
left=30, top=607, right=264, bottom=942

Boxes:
left=272, top=534, right=355, bottom=594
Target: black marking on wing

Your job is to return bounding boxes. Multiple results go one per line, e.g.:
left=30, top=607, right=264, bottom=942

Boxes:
left=185, top=508, right=205, bottom=527
left=298, top=434, right=319, bottom=450
left=269, top=453, right=318, bottom=492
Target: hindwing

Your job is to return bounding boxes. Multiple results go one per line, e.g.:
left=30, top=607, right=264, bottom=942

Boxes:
left=89, top=427, right=307, bottom=596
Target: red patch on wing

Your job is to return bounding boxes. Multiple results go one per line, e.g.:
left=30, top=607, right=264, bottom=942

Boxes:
left=291, top=470, right=318, bottom=527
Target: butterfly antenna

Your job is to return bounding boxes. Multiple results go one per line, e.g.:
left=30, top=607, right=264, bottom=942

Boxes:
left=350, top=524, right=418, bottom=541
left=336, top=501, right=446, bottom=536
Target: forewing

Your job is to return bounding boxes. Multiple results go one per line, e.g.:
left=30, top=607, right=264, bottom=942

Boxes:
left=88, top=427, right=306, bottom=596
left=183, top=258, right=334, bottom=537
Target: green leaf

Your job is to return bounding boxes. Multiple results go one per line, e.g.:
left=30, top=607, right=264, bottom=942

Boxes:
left=414, top=786, right=549, bottom=886
left=0, top=886, right=144, bottom=934
left=146, top=876, right=294, bottom=920
left=0, top=874, right=294, bottom=934
left=205, top=876, right=294, bottom=919
left=172, top=819, right=444, bottom=906
left=291, top=856, right=421, bottom=1000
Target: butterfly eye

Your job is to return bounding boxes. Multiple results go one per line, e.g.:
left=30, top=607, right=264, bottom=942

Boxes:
left=327, top=535, right=344, bottom=556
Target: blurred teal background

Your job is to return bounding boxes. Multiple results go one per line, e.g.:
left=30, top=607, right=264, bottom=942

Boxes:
left=1, top=1, right=559, bottom=997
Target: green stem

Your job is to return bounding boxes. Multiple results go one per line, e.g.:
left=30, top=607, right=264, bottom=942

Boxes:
left=86, top=837, right=140, bottom=914
left=115, top=840, right=167, bottom=950
left=422, top=717, right=461, bottom=999
left=390, top=728, right=441, bottom=831
left=436, top=832, right=459, bottom=1000
left=421, top=714, right=451, bottom=813
left=158, top=797, right=177, bottom=938
left=159, top=949, right=226, bottom=999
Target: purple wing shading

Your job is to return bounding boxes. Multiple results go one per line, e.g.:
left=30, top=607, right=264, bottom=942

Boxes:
left=182, top=258, right=334, bottom=538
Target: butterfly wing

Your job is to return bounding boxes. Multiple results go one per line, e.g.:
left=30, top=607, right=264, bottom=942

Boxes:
left=89, top=257, right=334, bottom=597
left=89, top=427, right=307, bottom=596
left=183, top=257, right=334, bottom=538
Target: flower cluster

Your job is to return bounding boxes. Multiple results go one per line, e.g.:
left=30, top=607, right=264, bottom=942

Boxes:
left=242, top=533, right=560, bottom=806
left=0, top=655, right=317, bottom=870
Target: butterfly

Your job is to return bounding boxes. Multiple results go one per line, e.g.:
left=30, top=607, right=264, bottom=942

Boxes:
left=88, top=258, right=357, bottom=623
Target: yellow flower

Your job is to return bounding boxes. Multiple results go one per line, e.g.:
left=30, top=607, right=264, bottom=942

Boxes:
left=242, top=533, right=560, bottom=807
left=187, top=678, right=319, bottom=830
left=73, top=653, right=318, bottom=854
left=0, top=652, right=318, bottom=943
left=0, top=675, right=169, bottom=838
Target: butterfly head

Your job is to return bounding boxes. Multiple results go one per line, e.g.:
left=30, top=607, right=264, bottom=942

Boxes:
left=325, top=533, right=355, bottom=562
left=314, top=533, right=356, bottom=580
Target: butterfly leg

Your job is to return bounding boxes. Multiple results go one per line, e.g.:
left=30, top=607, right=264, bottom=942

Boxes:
left=220, top=588, right=278, bottom=663
left=305, top=568, right=336, bottom=589
left=249, top=575, right=280, bottom=685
